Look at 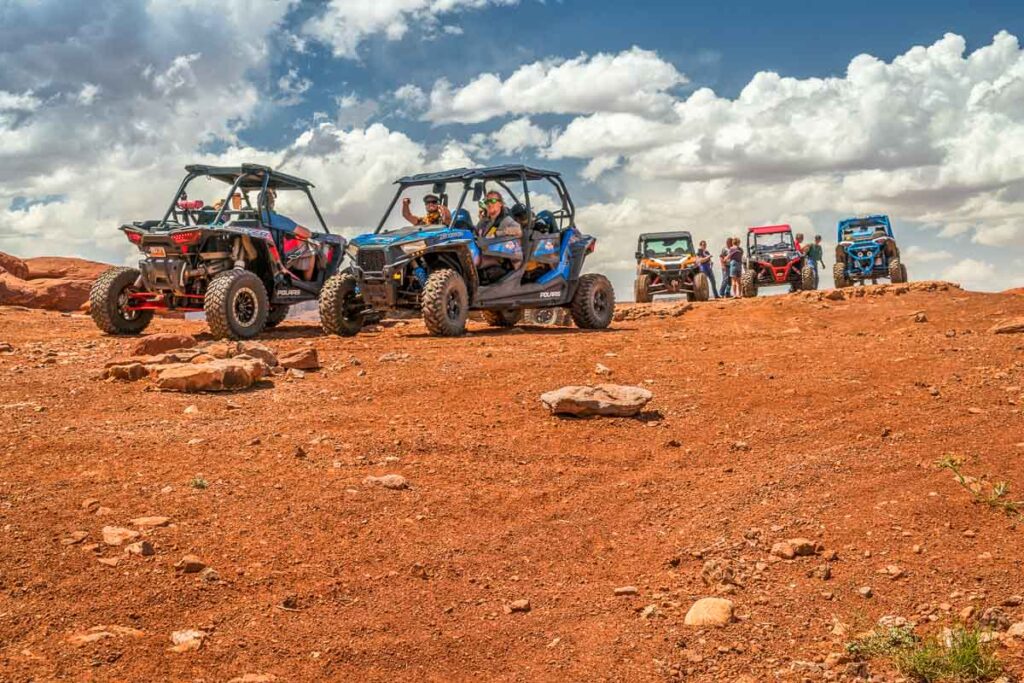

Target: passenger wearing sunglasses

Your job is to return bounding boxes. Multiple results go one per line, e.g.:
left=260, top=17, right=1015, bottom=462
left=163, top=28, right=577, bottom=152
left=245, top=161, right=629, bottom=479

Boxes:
left=402, top=193, right=451, bottom=227
left=475, top=190, right=523, bottom=275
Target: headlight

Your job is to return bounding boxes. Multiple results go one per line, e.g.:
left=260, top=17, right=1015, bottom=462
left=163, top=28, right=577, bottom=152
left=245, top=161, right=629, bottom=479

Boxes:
left=400, top=240, right=427, bottom=254
left=345, top=244, right=358, bottom=258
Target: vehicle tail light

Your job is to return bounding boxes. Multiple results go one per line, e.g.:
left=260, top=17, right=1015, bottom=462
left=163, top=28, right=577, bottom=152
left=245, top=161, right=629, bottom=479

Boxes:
left=587, top=239, right=597, bottom=253
left=126, top=231, right=143, bottom=245
left=171, top=230, right=202, bottom=245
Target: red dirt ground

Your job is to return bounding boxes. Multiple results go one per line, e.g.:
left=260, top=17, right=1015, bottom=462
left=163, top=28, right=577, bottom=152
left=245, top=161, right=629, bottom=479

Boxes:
left=1, top=284, right=1023, bottom=681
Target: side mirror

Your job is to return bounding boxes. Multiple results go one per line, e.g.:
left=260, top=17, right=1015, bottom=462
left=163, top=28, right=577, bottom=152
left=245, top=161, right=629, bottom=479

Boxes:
left=432, top=182, right=445, bottom=196
left=635, top=251, right=642, bottom=260
left=472, top=182, right=484, bottom=202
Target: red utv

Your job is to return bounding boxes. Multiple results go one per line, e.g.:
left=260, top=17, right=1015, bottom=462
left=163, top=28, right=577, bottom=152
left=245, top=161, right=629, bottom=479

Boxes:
left=740, top=224, right=816, bottom=297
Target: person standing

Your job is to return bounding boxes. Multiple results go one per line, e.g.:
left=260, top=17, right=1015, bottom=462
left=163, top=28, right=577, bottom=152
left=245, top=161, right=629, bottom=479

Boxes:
left=719, top=238, right=732, bottom=298
left=807, top=234, right=825, bottom=275
left=729, top=236, right=743, bottom=298
left=696, top=239, right=717, bottom=299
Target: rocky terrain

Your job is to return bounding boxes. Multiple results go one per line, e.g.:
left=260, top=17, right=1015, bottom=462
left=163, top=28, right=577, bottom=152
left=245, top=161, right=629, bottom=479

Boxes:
left=0, top=251, right=110, bottom=311
left=1, top=282, right=1023, bottom=681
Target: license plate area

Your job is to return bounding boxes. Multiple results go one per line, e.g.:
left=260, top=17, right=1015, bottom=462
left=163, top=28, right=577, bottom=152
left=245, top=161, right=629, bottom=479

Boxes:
left=149, top=246, right=166, bottom=257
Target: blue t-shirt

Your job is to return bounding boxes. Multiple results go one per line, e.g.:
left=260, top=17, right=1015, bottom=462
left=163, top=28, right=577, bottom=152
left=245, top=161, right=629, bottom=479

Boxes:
left=261, top=210, right=299, bottom=233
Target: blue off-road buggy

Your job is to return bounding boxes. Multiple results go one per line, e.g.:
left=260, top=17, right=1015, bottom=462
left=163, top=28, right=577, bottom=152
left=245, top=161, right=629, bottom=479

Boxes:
left=320, top=165, right=615, bottom=336
left=90, top=164, right=347, bottom=339
left=833, top=214, right=907, bottom=288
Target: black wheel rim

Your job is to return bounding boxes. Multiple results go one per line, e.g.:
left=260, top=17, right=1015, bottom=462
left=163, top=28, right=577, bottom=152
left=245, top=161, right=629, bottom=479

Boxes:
left=341, top=290, right=361, bottom=322
left=446, top=290, right=461, bottom=321
left=233, top=287, right=258, bottom=327
left=116, top=288, right=139, bottom=321
left=592, top=287, right=609, bottom=316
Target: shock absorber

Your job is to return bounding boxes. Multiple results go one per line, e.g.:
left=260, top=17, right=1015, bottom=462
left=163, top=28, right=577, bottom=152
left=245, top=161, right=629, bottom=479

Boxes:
left=413, top=261, right=428, bottom=287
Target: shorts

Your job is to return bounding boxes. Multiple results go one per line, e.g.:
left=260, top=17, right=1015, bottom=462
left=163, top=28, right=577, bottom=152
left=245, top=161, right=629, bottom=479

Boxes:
left=729, top=261, right=742, bottom=277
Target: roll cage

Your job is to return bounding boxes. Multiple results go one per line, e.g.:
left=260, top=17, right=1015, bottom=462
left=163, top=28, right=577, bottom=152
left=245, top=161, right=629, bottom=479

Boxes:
left=374, top=165, right=576, bottom=234
left=159, top=163, right=331, bottom=234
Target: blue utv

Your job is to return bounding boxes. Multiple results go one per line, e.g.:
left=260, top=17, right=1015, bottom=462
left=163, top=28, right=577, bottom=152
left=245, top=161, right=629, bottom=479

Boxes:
left=320, top=165, right=615, bottom=337
left=833, top=214, right=907, bottom=288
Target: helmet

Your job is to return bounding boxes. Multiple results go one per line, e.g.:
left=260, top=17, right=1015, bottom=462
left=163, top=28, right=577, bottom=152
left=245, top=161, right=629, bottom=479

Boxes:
left=509, top=203, right=529, bottom=221
left=535, top=210, right=557, bottom=233
left=451, top=208, right=473, bottom=230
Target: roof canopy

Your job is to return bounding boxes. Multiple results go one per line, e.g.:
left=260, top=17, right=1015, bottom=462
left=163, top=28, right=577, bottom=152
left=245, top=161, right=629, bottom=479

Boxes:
left=183, top=163, right=315, bottom=190
left=639, top=231, right=693, bottom=241
left=395, top=165, right=562, bottom=186
left=748, top=224, right=792, bottom=235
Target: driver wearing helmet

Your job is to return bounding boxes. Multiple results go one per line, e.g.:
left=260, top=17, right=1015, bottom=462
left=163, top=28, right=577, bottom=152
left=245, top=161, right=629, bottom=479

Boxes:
left=403, top=194, right=451, bottom=227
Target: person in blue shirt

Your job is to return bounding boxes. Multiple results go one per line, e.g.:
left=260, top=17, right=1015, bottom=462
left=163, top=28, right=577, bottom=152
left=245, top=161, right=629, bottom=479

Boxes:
left=696, top=239, right=717, bottom=299
left=261, top=188, right=315, bottom=280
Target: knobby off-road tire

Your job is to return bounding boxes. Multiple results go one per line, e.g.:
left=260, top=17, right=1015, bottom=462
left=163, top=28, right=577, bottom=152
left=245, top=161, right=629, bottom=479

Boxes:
left=692, top=272, right=710, bottom=301
left=888, top=258, right=906, bottom=284
left=900, top=263, right=908, bottom=283
left=634, top=274, right=652, bottom=303
left=422, top=268, right=469, bottom=336
left=481, top=309, right=523, bottom=327
left=319, top=273, right=362, bottom=337
left=833, top=262, right=851, bottom=289
left=801, top=264, right=818, bottom=291
left=265, top=304, right=289, bottom=329
left=205, top=270, right=269, bottom=340
left=740, top=270, right=757, bottom=298
left=89, top=267, right=154, bottom=335
left=570, top=273, right=614, bottom=330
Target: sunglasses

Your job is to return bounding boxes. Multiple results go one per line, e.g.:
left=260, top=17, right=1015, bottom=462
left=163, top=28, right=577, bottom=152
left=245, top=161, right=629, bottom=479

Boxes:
left=424, top=200, right=438, bottom=205
left=481, top=198, right=502, bottom=206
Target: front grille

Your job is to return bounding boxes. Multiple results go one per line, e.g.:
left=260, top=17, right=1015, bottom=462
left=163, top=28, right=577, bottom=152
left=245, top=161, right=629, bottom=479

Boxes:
left=771, top=257, right=789, bottom=267
left=357, top=248, right=385, bottom=272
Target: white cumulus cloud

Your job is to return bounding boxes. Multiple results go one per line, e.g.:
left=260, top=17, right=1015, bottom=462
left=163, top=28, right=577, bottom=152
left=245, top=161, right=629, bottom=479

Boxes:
left=422, top=47, right=688, bottom=124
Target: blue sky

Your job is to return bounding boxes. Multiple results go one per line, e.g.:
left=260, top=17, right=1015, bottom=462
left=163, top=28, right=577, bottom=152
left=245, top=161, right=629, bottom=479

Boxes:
left=1, top=0, right=1023, bottom=295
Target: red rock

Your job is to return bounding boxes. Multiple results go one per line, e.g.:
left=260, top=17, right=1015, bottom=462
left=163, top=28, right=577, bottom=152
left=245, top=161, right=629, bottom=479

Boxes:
left=131, top=334, right=197, bottom=356
left=0, top=273, right=93, bottom=311
left=154, top=358, right=267, bottom=392
left=278, top=347, right=318, bottom=370
left=24, top=256, right=109, bottom=281
left=0, top=251, right=29, bottom=279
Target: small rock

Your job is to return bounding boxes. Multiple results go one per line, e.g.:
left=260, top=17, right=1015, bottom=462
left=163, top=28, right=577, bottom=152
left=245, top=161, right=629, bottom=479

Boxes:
left=1007, top=622, right=1024, bottom=639
left=279, top=347, right=319, bottom=371
left=131, top=333, right=197, bottom=357
left=640, top=604, right=658, bottom=619
left=364, top=474, right=408, bottom=490
left=97, top=557, right=121, bottom=567
left=62, top=531, right=89, bottom=545
left=967, top=407, right=984, bottom=415
left=101, top=526, right=139, bottom=546
left=504, top=599, right=531, bottom=614
left=540, top=384, right=653, bottom=417
left=125, top=541, right=155, bottom=557
left=130, top=516, right=170, bottom=528
left=991, top=319, right=1024, bottom=335
left=378, top=352, right=411, bottom=363
left=960, top=605, right=976, bottom=622
left=730, top=440, right=751, bottom=452
left=912, top=544, right=923, bottom=554
left=980, top=607, right=1011, bottom=632
left=913, top=312, right=928, bottom=323
left=174, top=554, right=206, bottom=573
left=683, top=598, right=734, bottom=627
left=169, top=629, right=207, bottom=653
left=858, top=586, right=873, bottom=598
left=287, top=368, right=306, bottom=379
left=183, top=405, right=199, bottom=415
left=614, top=586, right=639, bottom=596
left=200, top=567, right=220, bottom=583
left=1002, top=595, right=1023, bottom=607
left=293, top=446, right=307, bottom=459
left=594, top=363, right=612, bottom=376
left=81, top=498, right=101, bottom=512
